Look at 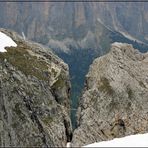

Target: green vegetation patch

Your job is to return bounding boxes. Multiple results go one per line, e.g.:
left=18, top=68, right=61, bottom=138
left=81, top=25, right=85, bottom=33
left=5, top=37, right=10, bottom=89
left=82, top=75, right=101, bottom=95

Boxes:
left=127, top=86, right=134, bottom=99
left=52, top=74, right=65, bottom=89
left=42, top=115, right=53, bottom=125
left=98, top=77, right=115, bottom=95
left=0, top=43, right=49, bottom=81
left=13, top=103, right=26, bottom=121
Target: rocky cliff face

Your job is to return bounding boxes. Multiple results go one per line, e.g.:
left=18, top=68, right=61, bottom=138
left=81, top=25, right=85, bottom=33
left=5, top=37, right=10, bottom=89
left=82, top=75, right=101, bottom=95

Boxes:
left=0, top=28, right=72, bottom=147
left=1, top=3, right=148, bottom=126
left=71, top=43, right=148, bottom=146
left=0, top=2, right=148, bottom=52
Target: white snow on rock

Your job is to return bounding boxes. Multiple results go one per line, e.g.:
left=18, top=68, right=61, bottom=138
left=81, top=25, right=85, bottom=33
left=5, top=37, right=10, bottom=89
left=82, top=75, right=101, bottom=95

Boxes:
left=66, top=142, right=71, bottom=147
left=0, top=31, right=17, bottom=52
left=84, top=133, right=148, bottom=147
left=111, top=42, right=125, bottom=48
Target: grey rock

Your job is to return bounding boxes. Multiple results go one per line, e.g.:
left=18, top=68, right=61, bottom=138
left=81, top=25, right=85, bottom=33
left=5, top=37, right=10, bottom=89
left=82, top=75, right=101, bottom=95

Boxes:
left=71, top=43, right=148, bottom=147
left=0, top=28, right=72, bottom=147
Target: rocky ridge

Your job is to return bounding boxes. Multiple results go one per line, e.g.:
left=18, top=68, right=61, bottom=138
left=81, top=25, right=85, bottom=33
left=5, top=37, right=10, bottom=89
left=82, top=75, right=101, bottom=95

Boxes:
left=0, top=28, right=72, bottom=147
left=71, top=42, right=148, bottom=146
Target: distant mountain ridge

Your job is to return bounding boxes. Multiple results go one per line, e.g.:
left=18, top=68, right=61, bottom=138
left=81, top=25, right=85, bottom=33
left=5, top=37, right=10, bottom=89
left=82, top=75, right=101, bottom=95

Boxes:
left=0, top=2, right=148, bottom=51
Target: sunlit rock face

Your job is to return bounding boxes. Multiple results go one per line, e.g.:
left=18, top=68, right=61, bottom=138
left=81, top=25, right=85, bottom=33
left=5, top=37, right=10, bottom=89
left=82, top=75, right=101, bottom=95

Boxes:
left=0, top=28, right=72, bottom=147
left=71, top=43, right=148, bottom=147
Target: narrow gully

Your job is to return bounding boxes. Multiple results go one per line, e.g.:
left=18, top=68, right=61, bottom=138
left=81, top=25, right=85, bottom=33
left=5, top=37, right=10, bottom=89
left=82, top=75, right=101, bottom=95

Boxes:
left=55, top=48, right=100, bottom=129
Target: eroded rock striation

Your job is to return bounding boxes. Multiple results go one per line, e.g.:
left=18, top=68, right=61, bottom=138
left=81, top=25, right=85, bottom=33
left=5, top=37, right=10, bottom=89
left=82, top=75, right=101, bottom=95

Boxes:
left=71, top=42, right=148, bottom=146
left=0, top=28, right=72, bottom=147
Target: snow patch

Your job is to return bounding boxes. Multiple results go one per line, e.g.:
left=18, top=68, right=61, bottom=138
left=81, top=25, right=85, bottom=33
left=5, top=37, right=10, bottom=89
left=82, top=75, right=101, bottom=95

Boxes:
left=66, top=142, right=71, bottom=147
left=111, top=42, right=125, bottom=48
left=0, top=31, right=17, bottom=52
left=84, top=133, right=148, bottom=147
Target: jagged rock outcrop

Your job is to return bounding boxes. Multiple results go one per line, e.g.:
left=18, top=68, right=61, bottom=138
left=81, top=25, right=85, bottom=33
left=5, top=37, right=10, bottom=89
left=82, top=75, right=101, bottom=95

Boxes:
left=0, top=28, right=72, bottom=147
left=71, top=42, right=148, bottom=146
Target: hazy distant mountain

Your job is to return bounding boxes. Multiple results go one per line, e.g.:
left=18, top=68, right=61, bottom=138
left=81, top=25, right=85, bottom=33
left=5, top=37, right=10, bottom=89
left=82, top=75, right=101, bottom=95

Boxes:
left=0, top=2, right=148, bottom=51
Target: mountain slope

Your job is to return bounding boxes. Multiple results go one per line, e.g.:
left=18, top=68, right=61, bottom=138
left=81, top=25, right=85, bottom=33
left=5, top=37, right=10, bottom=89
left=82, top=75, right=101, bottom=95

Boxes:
left=0, top=28, right=72, bottom=147
left=71, top=43, right=148, bottom=146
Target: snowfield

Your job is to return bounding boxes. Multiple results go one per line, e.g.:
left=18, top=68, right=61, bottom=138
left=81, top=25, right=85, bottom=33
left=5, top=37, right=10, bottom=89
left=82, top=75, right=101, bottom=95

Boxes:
left=84, top=133, right=148, bottom=147
left=0, top=31, right=17, bottom=52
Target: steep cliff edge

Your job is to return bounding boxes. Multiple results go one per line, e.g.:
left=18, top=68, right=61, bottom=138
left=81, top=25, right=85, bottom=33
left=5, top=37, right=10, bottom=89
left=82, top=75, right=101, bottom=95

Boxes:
left=0, top=28, right=72, bottom=147
left=71, top=42, right=148, bottom=146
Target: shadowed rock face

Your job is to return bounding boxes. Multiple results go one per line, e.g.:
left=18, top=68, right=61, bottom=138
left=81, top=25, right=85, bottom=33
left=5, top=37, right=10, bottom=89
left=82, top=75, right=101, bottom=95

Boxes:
left=0, top=28, right=72, bottom=147
left=71, top=43, right=148, bottom=147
